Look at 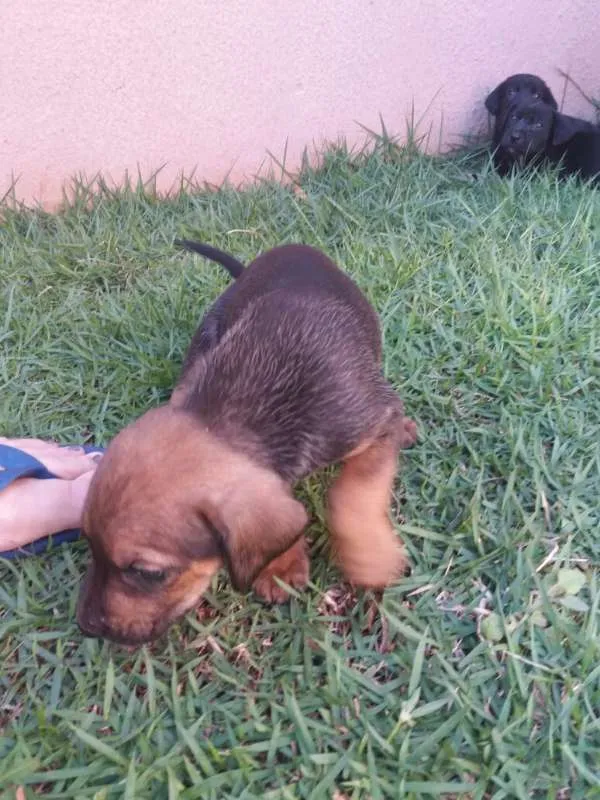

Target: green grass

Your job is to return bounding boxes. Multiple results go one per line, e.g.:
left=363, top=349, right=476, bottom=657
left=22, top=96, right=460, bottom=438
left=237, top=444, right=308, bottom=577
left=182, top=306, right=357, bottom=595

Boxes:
left=1, top=141, right=599, bottom=799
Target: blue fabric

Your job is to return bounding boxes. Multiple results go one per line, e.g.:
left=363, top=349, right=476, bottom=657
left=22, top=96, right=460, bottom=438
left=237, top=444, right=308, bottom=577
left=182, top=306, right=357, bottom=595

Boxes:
left=0, top=443, right=104, bottom=560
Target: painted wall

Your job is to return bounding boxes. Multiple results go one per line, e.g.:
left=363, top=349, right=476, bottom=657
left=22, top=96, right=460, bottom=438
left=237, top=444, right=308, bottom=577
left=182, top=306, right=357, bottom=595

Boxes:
left=1, top=0, right=598, bottom=208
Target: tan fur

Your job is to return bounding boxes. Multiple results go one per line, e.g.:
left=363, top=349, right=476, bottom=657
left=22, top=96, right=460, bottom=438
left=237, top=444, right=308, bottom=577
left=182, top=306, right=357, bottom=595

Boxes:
left=77, top=406, right=307, bottom=644
left=327, top=418, right=417, bottom=588
left=82, top=557, right=222, bottom=645
left=164, top=558, right=224, bottom=616
left=253, top=537, right=310, bottom=603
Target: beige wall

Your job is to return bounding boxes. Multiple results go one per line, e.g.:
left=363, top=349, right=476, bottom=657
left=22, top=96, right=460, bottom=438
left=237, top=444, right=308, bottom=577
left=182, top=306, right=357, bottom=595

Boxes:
left=2, top=1, right=598, bottom=208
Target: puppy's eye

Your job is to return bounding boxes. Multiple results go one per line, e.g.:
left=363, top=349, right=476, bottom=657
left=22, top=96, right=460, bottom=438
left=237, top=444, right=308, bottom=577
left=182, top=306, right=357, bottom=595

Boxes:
left=125, top=565, right=168, bottom=583
left=512, top=114, right=518, bottom=121
left=508, top=88, right=516, bottom=96
left=532, top=91, right=539, bottom=98
left=535, top=121, right=543, bottom=128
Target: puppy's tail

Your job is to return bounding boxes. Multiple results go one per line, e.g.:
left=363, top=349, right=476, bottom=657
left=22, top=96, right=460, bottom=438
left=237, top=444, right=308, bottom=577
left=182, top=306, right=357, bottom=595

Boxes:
left=175, top=239, right=245, bottom=279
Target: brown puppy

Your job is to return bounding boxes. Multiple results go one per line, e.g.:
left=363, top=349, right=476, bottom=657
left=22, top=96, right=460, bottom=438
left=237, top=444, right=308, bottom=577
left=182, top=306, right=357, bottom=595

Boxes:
left=77, top=241, right=417, bottom=645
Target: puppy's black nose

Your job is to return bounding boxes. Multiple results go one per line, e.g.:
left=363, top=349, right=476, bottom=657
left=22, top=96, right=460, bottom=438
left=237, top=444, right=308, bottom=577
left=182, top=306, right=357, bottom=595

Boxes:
left=77, top=618, right=105, bottom=638
left=510, top=132, right=521, bottom=143
left=76, top=606, right=107, bottom=638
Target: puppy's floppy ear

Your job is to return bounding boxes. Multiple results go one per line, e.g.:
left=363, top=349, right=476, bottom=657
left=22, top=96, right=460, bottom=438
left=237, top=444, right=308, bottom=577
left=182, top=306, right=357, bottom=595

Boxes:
left=552, top=113, right=588, bottom=146
left=203, top=466, right=308, bottom=592
left=485, top=83, right=504, bottom=115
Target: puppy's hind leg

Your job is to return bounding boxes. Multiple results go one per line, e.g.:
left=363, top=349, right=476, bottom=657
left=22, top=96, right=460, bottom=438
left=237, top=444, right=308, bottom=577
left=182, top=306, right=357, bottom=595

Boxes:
left=327, top=412, right=415, bottom=589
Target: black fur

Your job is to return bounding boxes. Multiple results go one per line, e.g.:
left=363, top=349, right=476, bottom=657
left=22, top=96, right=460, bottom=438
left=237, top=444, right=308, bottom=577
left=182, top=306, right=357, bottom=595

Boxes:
left=175, top=242, right=404, bottom=483
left=485, top=74, right=558, bottom=175
left=495, top=100, right=596, bottom=177
left=558, top=128, right=600, bottom=183
left=175, top=238, right=245, bottom=278
left=485, top=73, right=557, bottom=118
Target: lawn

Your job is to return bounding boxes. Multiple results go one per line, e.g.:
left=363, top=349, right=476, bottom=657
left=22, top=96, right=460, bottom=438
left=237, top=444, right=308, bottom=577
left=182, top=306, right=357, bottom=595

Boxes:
left=1, top=141, right=599, bottom=799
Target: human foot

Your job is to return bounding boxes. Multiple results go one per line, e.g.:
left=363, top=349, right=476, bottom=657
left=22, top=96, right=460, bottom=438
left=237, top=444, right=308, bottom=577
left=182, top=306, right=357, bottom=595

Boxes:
left=0, top=438, right=102, bottom=479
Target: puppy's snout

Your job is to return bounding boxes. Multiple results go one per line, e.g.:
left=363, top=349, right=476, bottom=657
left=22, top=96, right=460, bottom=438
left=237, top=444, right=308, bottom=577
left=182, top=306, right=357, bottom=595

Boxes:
left=77, top=616, right=105, bottom=639
left=77, top=602, right=107, bottom=639
left=510, top=131, right=522, bottom=143
left=76, top=565, right=108, bottom=638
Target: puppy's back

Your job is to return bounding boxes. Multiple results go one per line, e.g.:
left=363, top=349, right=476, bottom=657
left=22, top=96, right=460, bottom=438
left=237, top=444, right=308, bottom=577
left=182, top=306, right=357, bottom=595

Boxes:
left=226, top=245, right=380, bottom=352
left=561, top=129, right=600, bottom=181
left=179, top=245, right=395, bottom=481
left=190, top=289, right=394, bottom=479
left=183, top=244, right=382, bottom=370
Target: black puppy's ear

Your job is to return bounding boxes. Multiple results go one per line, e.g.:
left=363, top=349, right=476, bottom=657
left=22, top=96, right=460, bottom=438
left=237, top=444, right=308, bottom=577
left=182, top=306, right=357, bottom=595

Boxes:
left=485, top=84, right=503, bottom=115
left=203, top=465, right=308, bottom=592
left=552, top=113, right=588, bottom=146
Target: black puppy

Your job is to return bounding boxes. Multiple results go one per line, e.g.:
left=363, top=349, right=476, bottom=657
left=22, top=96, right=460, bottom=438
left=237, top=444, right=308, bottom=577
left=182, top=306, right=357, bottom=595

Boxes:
left=485, top=73, right=558, bottom=127
left=485, top=73, right=557, bottom=120
left=485, top=74, right=558, bottom=174
left=498, top=101, right=596, bottom=177
left=559, top=128, right=600, bottom=183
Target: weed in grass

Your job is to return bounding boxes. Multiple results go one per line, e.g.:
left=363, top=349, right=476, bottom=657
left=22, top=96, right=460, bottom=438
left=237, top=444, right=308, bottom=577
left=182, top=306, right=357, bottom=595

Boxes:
left=1, top=139, right=599, bottom=797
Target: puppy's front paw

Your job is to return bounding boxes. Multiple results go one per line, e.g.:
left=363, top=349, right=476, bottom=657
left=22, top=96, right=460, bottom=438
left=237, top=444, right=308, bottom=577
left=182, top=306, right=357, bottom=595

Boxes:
left=343, top=541, right=410, bottom=590
left=253, top=538, right=309, bottom=603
